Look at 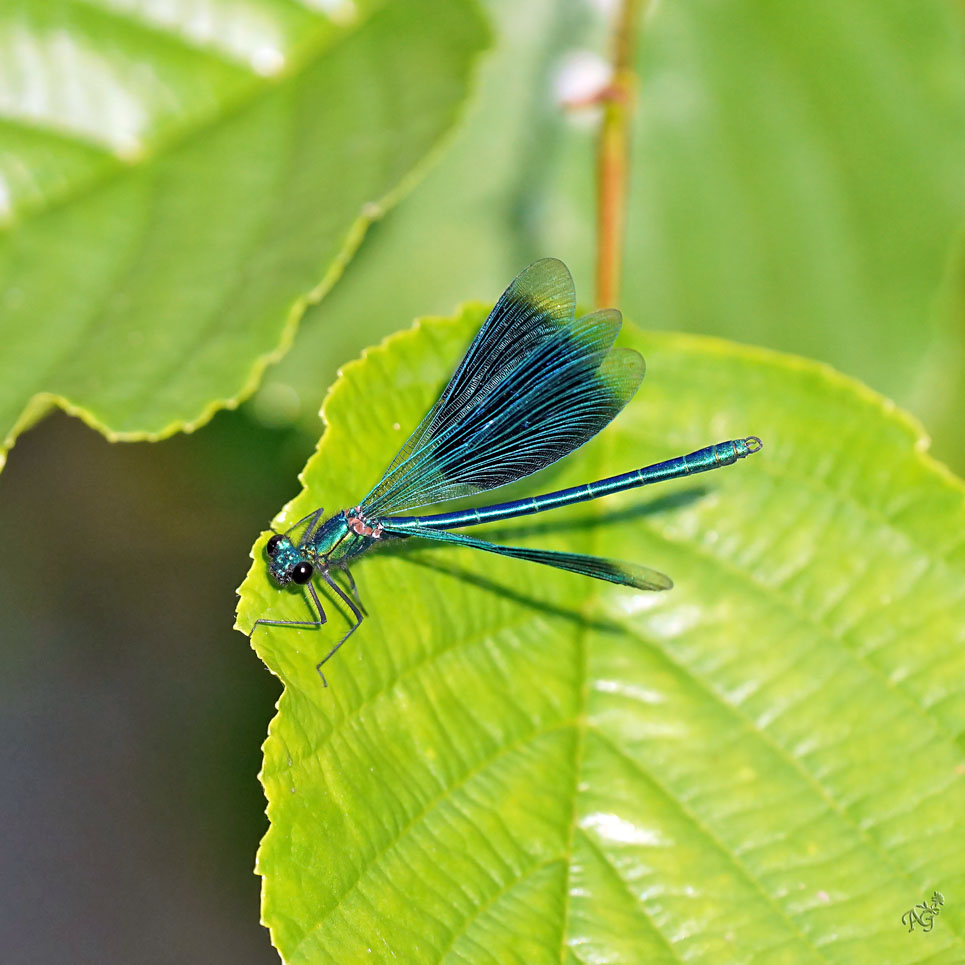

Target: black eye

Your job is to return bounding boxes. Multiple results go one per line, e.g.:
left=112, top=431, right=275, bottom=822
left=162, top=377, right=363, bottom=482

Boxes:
left=266, top=534, right=283, bottom=556
left=291, top=561, right=313, bottom=585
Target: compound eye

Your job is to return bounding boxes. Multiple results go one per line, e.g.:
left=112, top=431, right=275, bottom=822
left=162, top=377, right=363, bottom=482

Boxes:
left=291, top=561, right=313, bottom=585
left=266, top=534, right=284, bottom=556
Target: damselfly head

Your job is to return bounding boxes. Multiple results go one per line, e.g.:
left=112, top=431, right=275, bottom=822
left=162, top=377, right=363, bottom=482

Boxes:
left=264, top=534, right=314, bottom=586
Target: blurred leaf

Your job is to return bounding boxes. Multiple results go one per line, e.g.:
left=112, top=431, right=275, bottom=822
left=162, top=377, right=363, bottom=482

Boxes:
left=0, top=0, right=489, bottom=468
left=237, top=306, right=965, bottom=962
left=261, top=0, right=580, bottom=430
left=265, top=0, right=965, bottom=471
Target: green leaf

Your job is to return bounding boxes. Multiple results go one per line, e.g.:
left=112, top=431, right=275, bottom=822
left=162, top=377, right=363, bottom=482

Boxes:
left=0, top=0, right=488, bottom=468
left=237, top=307, right=965, bottom=962
left=264, top=0, right=965, bottom=470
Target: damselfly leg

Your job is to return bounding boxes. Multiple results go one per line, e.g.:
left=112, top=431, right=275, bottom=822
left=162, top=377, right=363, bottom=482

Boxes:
left=284, top=507, right=326, bottom=542
left=341, top=566, right=366, bottom=612
left=315, top=569, right=365, bottom=686
left=248, top=581, right=328, bottom=638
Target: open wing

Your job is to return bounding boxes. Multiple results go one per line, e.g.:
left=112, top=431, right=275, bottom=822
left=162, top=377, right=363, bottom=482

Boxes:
left=362, top=259, right=645, bottom=516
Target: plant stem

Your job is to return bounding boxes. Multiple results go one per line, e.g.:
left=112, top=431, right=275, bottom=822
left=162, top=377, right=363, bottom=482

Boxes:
left=595, top=0, right=643, bottom=309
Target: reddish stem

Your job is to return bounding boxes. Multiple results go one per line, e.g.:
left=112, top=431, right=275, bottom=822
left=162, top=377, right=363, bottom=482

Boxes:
left=595, top=0, right=643, bottom=309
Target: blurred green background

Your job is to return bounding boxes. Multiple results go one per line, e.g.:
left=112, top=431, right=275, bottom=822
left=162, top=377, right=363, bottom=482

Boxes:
left=1, top=0, right=962, bottom=961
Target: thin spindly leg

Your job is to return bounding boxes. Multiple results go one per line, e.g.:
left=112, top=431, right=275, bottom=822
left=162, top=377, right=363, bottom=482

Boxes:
left=283, top=507, right=326, bottom=542
left=315, top=569, right=365, bottom=686
left=248, top=582, right=328, bottom=638
left=341, top=566, right=366, bottom=612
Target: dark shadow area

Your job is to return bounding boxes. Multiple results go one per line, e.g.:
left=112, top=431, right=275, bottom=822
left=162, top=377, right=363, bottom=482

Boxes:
left=0, top=410, right=291, bottom=965
left=386, top=553, right=627, bottom=637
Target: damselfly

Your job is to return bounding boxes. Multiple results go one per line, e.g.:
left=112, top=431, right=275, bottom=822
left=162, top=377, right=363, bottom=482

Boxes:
left=251, top=259, right=761, bottom=683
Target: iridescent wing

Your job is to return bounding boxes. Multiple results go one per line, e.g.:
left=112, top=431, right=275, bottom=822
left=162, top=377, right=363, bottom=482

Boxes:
left=362, top=259, right=645, bottom=516
left=378, top=519, right=673, bottom=591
